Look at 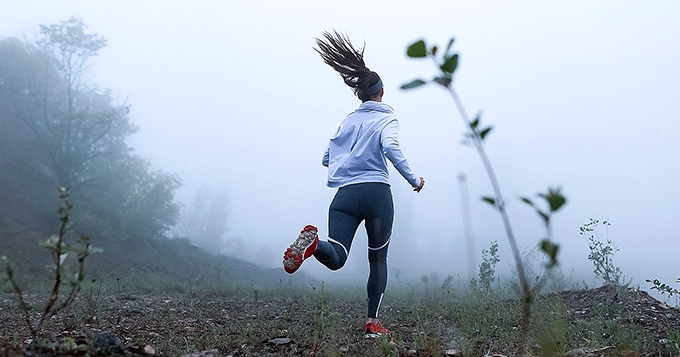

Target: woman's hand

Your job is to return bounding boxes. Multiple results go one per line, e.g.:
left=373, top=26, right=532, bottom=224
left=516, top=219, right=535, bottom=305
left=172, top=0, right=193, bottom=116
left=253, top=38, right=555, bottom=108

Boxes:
left=414, top=177, right=425, bottom=193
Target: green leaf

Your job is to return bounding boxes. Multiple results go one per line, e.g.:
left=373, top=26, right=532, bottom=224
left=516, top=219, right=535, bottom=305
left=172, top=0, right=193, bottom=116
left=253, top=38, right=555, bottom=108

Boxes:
left=440, top=54, right=459, bottom=74
left=481, top=196, right=496, bottom=206
left=432, top=76, right=451, bottom=87
left=41, top=235, right=60, bottom=249
left=520, top=196, right=535, bottom=207
left=400, top=79, right=427, bottom=90
left=445, top=38, right=455, bottom=56
left=540, top=187, right=567, bottom=212
left=548, top=195, right=566, bottom=212
left=479, top=126, right=493, bottom=140
left=406, top=40, right=428, bottom=58
left=470, top=114, right=480, bottom=130
left=540, top=239, right=559, bottom=267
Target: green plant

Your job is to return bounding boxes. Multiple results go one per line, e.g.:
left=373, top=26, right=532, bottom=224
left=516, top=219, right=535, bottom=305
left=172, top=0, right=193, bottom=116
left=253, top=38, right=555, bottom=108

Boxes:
left=311, top=281, right=328, bottom=356
left=184, top=276, right=204, bottom=307
left=580, top=218, right=626, bottom=286
left=2, top=187, right=102, bottom=344
left=391, top=267, right=404, bottom=282
left=472, top=241, right=500, bottom=293
left=83, top=271, right=107, bottom=326
left=402, top=37, right=566, bottom=355
left=646, top=277, right=680, bottom=298
left=666, top=329, right=680, bottom=356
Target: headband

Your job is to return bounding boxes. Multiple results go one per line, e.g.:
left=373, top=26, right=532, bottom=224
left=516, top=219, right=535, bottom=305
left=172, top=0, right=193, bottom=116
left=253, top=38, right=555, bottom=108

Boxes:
left=366, top=78, right=383, bottom=96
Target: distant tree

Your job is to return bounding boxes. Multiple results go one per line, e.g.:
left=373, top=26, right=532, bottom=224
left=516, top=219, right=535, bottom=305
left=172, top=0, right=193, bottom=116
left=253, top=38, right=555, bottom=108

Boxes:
left=0, top=17, right=136, bottom=189
left=0, top=18, right=182, bottom=242
left=175, top=186, right=230, bottom=250
left=75, top=155, right=182, bottom=241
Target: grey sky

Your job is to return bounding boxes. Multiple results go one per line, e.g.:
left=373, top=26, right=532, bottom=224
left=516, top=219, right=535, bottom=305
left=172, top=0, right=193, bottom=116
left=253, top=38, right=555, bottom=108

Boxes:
left=2, top=1, right=679, bottom=290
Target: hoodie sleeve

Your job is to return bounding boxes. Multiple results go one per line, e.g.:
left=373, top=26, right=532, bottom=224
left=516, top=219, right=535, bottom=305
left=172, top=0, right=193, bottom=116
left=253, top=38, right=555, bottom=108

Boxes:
left=381, top=119, right=421, bottom=188
left=322, top=143, right=330, bottom=167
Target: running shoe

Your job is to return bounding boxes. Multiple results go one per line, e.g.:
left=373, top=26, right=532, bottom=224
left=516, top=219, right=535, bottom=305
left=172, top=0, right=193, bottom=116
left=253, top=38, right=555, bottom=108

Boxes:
left=364, top=320, right=390, bottom=338
left=282, top=225, right=318, bottom=274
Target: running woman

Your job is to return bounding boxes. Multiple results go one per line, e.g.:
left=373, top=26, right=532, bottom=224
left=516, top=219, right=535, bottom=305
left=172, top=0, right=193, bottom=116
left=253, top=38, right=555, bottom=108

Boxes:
left=282, top=31, right=425, bottom=337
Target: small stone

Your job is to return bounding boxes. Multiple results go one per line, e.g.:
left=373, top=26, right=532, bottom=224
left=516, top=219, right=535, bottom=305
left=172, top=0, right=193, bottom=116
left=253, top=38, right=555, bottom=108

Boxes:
left=445, top=349, right=462, bottom=356
left=144, top=345, right=155, bottom=355
left=268, top=337, right=292, bottom=345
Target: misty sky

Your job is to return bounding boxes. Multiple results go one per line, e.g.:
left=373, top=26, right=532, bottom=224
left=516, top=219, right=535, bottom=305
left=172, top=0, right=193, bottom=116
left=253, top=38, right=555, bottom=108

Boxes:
left=2, top=1, right=679, bottom=291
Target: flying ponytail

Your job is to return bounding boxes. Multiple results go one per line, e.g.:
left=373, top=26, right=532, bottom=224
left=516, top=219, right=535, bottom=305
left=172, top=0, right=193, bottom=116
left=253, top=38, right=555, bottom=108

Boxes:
left=314, top=30, right=382, bottom=101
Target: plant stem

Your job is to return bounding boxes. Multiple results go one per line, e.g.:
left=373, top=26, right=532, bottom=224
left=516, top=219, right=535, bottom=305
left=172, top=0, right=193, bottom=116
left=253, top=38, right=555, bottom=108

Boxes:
left=446, top=85, right=532, bottom=355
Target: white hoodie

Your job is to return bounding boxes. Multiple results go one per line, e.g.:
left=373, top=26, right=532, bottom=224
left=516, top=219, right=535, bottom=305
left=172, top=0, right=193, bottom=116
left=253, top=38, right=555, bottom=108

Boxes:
left=322, top=101, right=421, bottom=189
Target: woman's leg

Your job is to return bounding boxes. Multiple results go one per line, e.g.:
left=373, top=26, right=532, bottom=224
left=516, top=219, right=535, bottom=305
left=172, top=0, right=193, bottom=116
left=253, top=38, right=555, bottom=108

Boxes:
left=363, top=184, right=394, bottom=319
left=313, top=186, right=362, bottom=270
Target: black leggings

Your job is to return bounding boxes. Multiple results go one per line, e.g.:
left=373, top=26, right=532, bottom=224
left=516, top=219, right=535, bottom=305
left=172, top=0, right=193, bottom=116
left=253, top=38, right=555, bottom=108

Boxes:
left=313, top=182, right=393, bottom=318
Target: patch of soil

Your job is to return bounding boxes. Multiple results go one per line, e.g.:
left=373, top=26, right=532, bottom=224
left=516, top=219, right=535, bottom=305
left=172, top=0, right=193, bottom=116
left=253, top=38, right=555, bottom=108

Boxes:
left=0, top=285, right=678, bottom=357
left=555, top=285, right=680, bottom=346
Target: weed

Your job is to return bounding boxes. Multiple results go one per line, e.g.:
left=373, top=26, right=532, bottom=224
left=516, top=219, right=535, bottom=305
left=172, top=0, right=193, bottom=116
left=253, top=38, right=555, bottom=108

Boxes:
left=184, top=276, right=204, bottom=307
left=532, top=298, right=574, bottom=356
left=580, top=218, right=628, bottom=286
left=471, top=240, right=500, bottom=295
left=402, top=37, right=566, bottom=355
left=646, top=277, right=680, bottom=301
left=2, top=187, right=101, bottom=345
left=391, top=267, right=404, bottom=282
left=311, top=281, right=328, bottom=356
left=83, top=271, right=107, bottom=325
left=666, top=329, right=680, bottom=356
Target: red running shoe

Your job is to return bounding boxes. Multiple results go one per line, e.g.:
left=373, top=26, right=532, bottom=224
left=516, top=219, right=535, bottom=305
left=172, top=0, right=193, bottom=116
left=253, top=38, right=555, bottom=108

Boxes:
left=364, top=320, right=390, bottom=338
left=283, top=225, right=318, bottom=274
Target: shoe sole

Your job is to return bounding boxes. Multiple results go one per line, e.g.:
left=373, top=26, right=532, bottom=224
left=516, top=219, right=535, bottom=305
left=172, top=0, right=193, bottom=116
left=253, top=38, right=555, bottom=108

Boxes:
left=364, top=333, right=382, bottom=339
left=283, top=225, right=318, bottom=274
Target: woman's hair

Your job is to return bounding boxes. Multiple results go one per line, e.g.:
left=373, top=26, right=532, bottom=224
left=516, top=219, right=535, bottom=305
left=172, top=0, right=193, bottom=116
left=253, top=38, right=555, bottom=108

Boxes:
left=314, top=30, right=382, bottom=102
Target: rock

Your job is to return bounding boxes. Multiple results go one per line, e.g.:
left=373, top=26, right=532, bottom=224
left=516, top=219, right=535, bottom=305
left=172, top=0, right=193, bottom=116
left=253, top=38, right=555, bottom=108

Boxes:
left=445, top=349, right=462, bottom=356
left=563, top=346, right=615, bottom=357
left=93, top=331, right=123, bottom=354
left=267, top=337, right=292, bottom=345
left=181, top=349, right=220, bottom=357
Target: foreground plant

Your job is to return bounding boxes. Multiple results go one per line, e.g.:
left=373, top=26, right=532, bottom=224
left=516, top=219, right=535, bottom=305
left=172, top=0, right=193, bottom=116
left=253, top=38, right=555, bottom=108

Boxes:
left=401, top=37, right=566, bottom=355
left=2, top=187, right=102, bottom=344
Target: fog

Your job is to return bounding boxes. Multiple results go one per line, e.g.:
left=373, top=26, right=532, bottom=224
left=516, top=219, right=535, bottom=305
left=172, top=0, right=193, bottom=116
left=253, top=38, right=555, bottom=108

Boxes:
left=2, top=1, right=678, bottom=291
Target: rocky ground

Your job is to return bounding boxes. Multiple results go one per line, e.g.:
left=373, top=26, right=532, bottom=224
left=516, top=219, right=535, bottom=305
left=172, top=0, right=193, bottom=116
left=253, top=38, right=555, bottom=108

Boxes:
left=0, top=285, right=678, bottom=357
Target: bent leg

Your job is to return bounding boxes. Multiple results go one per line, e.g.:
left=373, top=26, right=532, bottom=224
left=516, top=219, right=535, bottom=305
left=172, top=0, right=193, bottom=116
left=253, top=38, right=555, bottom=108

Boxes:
left=314, top=240, right=347, bottom=270
left=314, top=188, right=361, bottom=270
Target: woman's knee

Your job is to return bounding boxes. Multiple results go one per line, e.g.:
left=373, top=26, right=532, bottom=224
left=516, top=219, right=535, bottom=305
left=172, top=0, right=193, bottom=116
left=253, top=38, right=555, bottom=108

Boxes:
left=328, top=241, right=348, bottom=270
left=368, top=246, right=388, bottom=263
